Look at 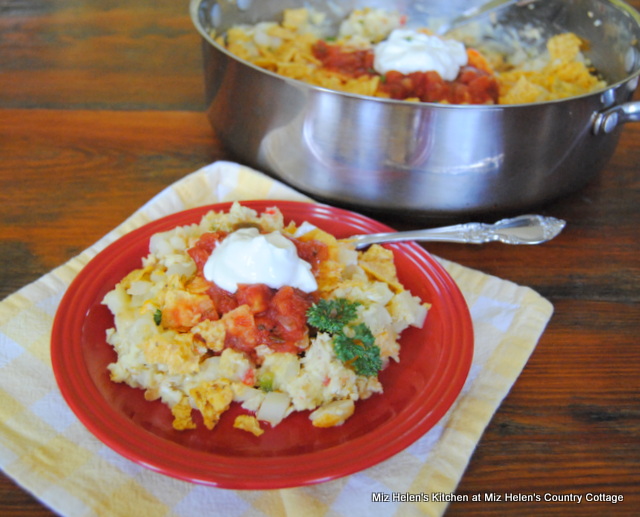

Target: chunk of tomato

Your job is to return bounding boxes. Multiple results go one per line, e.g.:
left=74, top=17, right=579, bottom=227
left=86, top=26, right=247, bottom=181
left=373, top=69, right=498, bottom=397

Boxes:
left=236, top=283, right=273, bottom=314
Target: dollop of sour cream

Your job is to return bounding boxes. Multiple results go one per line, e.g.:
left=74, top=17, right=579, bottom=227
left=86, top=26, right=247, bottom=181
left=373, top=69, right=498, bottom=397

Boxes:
left=203, top=228, right=318, bottom=293
left=373, top=29, right=468, bottom=81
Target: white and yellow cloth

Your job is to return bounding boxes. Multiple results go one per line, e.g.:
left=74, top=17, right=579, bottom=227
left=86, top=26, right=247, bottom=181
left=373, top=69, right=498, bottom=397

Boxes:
left=0, top=162, right=553, bottom=516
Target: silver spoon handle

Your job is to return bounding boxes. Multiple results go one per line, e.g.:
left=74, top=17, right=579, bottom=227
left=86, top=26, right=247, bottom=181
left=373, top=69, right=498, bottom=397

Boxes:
left=351, top=215, right=566, bottom=249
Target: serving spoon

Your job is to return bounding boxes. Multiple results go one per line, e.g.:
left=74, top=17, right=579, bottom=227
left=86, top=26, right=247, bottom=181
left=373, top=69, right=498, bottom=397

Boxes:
left=348, top=215, right=566, bottom=249
left=435, top=0, right=532, bottom=35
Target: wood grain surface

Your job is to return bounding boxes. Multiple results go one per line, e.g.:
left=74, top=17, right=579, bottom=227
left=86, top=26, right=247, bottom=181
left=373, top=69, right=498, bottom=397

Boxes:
left=1, top=1, right=638, bottom=515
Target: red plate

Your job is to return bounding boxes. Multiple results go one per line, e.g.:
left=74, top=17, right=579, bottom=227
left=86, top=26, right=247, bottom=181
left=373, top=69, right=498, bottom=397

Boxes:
left=51, top=201, right=473, bottom=489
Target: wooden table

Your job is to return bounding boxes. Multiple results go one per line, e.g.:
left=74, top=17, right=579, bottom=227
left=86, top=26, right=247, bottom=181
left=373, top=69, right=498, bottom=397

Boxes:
left=1, top=1, right=638, bottom=515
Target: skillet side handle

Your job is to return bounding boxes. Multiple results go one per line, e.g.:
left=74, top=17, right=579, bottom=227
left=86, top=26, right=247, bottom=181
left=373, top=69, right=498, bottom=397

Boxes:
left=593, top=101, right=640, bottom=135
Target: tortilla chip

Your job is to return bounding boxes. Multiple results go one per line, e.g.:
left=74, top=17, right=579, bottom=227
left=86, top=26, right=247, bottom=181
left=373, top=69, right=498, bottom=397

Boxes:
left=190, top=379, right=234, bottom=430
left=358, top=245, right=403, bottom=292
left=171, top=397, right=196, bottom=431
left=233, top=415, right=265, bottom=436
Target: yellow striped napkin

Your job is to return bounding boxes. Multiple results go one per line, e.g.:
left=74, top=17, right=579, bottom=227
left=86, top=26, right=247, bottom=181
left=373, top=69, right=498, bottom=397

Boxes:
left=0, top=161, right=553, bottom=517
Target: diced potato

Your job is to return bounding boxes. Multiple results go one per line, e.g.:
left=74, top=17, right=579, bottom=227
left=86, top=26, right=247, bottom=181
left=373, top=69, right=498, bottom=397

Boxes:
left=256, top=391, right=291, bottom=427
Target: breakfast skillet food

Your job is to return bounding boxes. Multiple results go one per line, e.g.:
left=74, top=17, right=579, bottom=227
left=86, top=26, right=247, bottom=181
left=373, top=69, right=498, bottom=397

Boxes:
left=102, top=202, right=429, bottom=436
left=218, top=7, right=607, bottom=105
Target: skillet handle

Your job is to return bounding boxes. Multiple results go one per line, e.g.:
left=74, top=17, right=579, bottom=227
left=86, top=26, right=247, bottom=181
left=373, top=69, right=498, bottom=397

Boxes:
left=593, top=101, right=640, bottom=135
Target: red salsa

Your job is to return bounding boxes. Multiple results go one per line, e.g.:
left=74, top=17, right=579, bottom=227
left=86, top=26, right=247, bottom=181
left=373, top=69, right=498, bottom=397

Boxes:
left=311, top=40, right=499, bottom=105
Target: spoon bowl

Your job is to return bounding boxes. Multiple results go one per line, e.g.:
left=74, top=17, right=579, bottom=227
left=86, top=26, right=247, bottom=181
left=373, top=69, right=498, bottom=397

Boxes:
left=435, top=0, right=530, bottom=35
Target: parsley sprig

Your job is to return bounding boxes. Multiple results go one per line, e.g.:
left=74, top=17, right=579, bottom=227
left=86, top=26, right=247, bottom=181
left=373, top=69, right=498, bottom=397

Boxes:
left=307, top=299, right=382, bottom=377
left=307, top=298, right=359, bottom=334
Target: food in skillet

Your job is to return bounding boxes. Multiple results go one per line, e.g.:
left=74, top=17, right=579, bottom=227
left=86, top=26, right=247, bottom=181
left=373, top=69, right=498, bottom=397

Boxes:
left=102, top=203, right=428, bottom=435
left=217, top=7, right=606, bottom=104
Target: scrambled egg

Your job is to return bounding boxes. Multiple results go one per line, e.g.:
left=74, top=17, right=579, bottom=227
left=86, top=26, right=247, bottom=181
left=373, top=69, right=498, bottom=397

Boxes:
left=103, top=202, right=428, bottom=434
